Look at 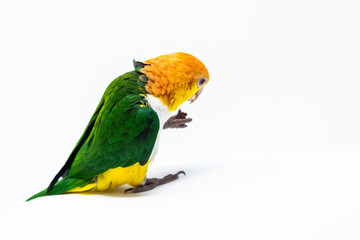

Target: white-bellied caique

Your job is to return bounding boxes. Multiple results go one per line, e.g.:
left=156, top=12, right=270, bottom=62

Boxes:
left=27, top=52, right=209, bottom=201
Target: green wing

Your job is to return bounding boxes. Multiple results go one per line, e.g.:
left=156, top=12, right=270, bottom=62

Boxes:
left=67, top=96, right=159, bottom=178
left=48, top=71, right=159, bottom=188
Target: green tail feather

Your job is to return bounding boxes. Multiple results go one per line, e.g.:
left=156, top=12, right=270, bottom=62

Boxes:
left=26, top=177, right=93, bottom=202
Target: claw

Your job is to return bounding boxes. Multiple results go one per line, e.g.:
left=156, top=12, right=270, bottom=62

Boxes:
left=176, top=171, right=186, bottom=176
left=176, top=109, right=187, bottom=118
left=124, top=188, right=134, bottom=193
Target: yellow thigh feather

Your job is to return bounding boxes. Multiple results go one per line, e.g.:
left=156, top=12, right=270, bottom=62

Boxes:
left=67, top=161, right=149, bottom=193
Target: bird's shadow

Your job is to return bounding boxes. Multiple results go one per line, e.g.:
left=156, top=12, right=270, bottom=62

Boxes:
left=77, top=185, right=147, bottom=199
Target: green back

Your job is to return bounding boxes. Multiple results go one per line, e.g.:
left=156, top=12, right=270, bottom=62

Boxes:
left=47, top=70, right=159, bottom=190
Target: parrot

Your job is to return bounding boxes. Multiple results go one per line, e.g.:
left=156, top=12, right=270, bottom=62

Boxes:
left=26, top=52, right=209, bottom=201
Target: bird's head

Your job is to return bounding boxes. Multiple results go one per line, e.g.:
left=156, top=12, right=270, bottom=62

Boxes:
left=135, top=52, right=209, bottom=112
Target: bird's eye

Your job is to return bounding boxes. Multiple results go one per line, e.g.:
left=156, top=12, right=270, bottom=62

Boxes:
left=197, top=77, right=207, bottom=88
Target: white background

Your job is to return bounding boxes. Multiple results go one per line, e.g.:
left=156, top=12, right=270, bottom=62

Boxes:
left=1, top=0, right=360, bottom=239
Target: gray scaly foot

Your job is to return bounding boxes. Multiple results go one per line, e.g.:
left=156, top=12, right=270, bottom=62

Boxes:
left=125, top=171, right=185, bottom=193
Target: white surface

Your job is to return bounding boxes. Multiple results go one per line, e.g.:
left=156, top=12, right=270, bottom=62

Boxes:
left=1, top=1, right=360, bottom=239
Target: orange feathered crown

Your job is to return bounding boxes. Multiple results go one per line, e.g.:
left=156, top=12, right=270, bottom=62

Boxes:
left=138, top=52, right=209, bottom=111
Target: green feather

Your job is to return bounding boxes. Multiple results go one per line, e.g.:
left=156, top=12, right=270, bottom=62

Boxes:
left=27, top=67, right=160, bottom=201
left=26, top=177, right=92, bottom=201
